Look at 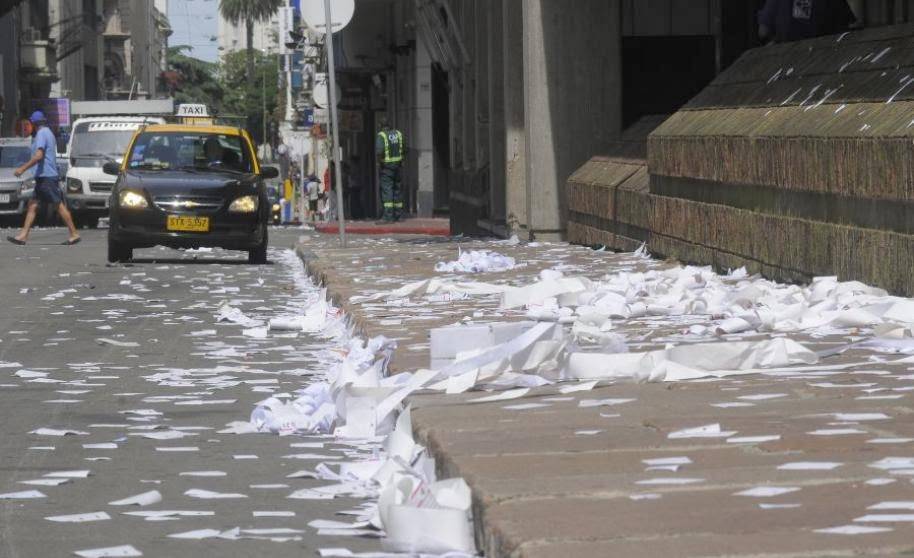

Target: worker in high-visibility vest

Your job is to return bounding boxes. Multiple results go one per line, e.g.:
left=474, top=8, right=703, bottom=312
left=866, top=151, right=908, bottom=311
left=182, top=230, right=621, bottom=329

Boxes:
left=376, top=120, right=406, bottom=222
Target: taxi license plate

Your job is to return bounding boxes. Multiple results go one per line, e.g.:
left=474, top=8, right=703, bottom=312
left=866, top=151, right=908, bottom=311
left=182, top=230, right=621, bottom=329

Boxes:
left=166, top=215, right=210, bottom=232
left=0, top=194, right=10, bottom=204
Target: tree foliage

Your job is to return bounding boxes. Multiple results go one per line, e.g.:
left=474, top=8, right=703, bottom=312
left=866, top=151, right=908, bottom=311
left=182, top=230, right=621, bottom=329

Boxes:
left=165, top=46, right=224, bottom=113
left=220, top=49, right=281, bottom=146
left=165, top=46, right=282, bottom=146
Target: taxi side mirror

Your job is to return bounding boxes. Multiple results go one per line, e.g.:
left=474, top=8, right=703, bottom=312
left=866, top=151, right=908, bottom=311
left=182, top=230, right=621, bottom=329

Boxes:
left=261, top=166, right=279, bottom=179
left=102, top=161, right=121, bottom=176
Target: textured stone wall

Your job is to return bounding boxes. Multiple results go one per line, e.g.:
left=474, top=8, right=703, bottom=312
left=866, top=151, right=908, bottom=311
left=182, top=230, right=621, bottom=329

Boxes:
left=567, top=24, right=914, bottom=296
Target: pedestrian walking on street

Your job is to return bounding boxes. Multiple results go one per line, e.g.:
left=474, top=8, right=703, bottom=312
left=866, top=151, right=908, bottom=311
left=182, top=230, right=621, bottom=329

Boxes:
left=7, top=111, right=80, bottom=246
left=376, top=119, right=406, bottom=222
left=306, top=175, right=320, bottom=222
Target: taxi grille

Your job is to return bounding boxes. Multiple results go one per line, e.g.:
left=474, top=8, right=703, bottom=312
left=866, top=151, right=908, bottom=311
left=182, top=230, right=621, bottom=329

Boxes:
left=153, top=195, right=223, bottom=212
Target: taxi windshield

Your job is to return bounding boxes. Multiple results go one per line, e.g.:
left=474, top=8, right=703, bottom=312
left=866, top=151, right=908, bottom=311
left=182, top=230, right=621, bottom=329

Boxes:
left=127, top=131, right=252, bottom=174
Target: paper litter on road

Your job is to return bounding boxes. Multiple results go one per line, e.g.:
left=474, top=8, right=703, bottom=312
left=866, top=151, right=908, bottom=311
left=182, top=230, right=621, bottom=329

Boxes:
left=735, top=486, right=801, bottom=497
left=0, top=490, right=46, bottom=499
left=179, top=471, right=226, bottom=477
left=74, top=545, right=143, bottom=557
left=215, top=302, right=263, bottom=328
left=45, top=470, right=91, bottom=479
left=869, top=501, right=914, bottom=510
left=109, top=490, right=162, bottom=507
left=167, top=529, right=222, bottom=540
left=636, top=477, right=705, bottom=485
left=727, top=435, right=781, bottom=444
left=20, top=478, right=71, bottom=486
left=122, top=510, right=214, bottom=520
left=46, top=511, right=110, bottom=523
left=31, top=427, right=89, bottom=436
left=853, top=514, right=914, bottom=522
left=816, top=525, right=893, bottom=535
left=778, top=462, right=843, bottom=471
left=96, top=338, right=140, bottom=348
left=668, top=424, right=736, bottom=439
left=184, top=489, right=247, bottom=499
left=578, top=398, right=635, bottom=408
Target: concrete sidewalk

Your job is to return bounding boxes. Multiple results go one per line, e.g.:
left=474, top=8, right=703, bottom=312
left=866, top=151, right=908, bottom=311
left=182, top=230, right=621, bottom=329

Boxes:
left=297, top=233, right=914, bottom=558
left=313, top=218, right=451, bottom=237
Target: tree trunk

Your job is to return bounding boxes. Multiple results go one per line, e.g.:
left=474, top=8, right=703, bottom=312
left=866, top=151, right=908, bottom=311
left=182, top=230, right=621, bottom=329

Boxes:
left=246, top=18, right=255, bottom=84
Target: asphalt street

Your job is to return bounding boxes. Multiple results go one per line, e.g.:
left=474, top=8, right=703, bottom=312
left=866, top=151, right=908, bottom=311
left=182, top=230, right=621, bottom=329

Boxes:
left=0, top=227, right=381, bottom=557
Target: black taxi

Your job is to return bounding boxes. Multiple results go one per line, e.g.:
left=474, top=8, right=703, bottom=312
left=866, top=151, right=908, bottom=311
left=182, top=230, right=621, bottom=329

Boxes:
left=104, top=124, right=278, bottom=264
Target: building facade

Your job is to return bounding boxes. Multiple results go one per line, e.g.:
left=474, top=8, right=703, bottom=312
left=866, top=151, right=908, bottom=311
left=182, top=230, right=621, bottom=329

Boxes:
left=101, top=0, right=171, bottom=100
left=49, top=0, right=105, bottom=102
left=218, top=12, right=280, bottom=57
left=336, top=0, right=914, bottom=234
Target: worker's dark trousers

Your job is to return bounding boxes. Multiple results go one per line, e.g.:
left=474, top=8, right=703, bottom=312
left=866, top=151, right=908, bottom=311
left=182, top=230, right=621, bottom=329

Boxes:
left=380, top=163, right=403, bottom=221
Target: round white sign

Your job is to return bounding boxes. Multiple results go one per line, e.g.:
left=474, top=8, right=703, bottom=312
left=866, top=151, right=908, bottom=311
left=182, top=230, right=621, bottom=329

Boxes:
left=311, top=73, right=342, bottom=108
left=300, top=0, right=355, bottom=34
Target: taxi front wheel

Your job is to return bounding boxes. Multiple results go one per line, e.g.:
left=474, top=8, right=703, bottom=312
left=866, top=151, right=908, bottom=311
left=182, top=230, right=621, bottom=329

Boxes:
left=108, top=239, right=133, bottom=263
left=248, top=227, right=267, bottom=265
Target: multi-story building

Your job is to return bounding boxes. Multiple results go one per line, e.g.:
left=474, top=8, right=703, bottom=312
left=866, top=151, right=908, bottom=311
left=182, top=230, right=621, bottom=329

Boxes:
left=101, top=0, right=171, bottom=100
left=49, top=0, right=105, bottom=102
left=218, top=13, right=280, bottom=57
left=335, top=0, right=914, bottom=231
left=11, top=1, right=58, bottom=126
left=0, top=1, right=170, bottom=135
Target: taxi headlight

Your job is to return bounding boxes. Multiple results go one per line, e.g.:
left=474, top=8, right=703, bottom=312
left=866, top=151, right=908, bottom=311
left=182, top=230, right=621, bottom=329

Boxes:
left=66, top=177, right=82, bottom=193
left=229, top=195, right=259, bottom=213
left=271, top=203, right=281, bottom=212
left=119, top=190, right=148, bottom=209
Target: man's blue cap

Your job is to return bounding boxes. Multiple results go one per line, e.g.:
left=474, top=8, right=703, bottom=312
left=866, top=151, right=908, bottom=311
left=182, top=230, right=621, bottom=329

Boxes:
left=29, top=111, right=46, bottom=124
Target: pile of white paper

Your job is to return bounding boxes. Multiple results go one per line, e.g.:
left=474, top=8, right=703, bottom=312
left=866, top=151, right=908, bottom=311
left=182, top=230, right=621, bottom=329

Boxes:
left=435, top=250, right=517, bottom=274
left=236, top=245, right=914, bottom=555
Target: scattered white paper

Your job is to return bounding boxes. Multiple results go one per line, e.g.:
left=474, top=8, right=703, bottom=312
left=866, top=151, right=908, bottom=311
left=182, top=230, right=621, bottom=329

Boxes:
left=184, top=489, right=247, bottom=499
left=74, top=545, right=143, bottom=557
left=778, top=462, right=843, bottom=471
left=816, top=525, right=892, bottom=535
left=668, top=424, right=736, bottom=439
left=109, top=490, right=162, bottom=507
left=46, top=511, right=110, bottom=523
left=735, top=486, right=800, bottom=497
left=0, top=490, right=46, bottom=499
left=466, top=388, right=529, bottom=404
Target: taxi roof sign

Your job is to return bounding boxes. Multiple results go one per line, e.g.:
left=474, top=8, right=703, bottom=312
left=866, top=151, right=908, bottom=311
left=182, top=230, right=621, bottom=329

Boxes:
left=176, top=104, right=210, bottom=118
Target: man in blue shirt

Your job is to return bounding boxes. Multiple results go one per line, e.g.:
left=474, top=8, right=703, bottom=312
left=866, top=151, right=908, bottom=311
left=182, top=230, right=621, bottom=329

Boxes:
left=7, top=111, right=80, bottom=245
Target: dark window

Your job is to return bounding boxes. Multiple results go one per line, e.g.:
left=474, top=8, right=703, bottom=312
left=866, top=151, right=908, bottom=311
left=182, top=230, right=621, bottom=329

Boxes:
left=83, top=0, right=98, bottom=28
left=622, top=36, right=717, bottom=129
left=84, top=65, right=99, bottom=100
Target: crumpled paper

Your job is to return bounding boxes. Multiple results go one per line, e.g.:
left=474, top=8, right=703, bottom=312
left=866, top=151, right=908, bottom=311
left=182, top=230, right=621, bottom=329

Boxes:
left=435, top=249, right=517, bottom=274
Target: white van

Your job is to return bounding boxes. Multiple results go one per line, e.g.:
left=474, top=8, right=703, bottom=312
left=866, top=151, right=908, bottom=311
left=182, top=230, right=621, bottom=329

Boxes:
left=65, top=117, right=165, bottom=228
